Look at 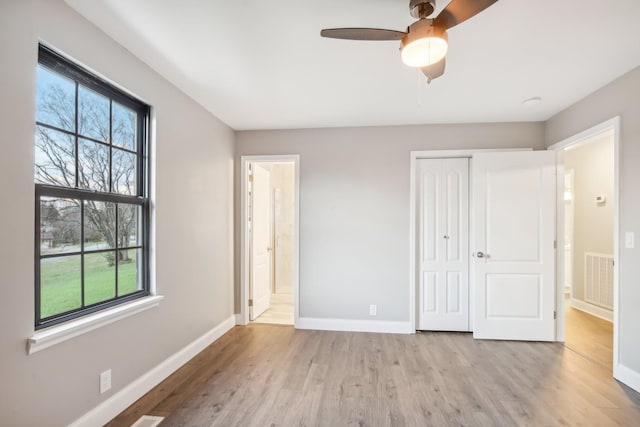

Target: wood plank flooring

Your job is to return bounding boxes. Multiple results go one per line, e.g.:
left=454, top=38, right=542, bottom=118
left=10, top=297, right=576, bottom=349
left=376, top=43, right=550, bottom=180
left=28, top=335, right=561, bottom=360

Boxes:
left=565, top=297, right=614, bottom=370
left=106, top=325, right=640, bottom=427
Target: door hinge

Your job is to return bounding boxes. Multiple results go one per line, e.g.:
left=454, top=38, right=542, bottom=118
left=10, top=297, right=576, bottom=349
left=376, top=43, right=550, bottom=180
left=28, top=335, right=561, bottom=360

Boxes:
left=249, top=299, right=253, bottom=307
left=554, top=240, right=557, bottom=249
left=554, top=310, right=557, bottom=319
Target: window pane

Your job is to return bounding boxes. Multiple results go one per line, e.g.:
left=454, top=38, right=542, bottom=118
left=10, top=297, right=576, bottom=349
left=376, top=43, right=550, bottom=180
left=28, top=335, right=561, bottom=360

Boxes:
left=84, top=201, right=116, bottom=251
left=35, top=125, right=75, bottom=187
left=78, top=138, right=109, bottom=192
left=112, top=148, right=137, bottom=195
left=118, top=249, right=142, bottom=296
left=78, top=85, right=109, bottom=142
left=40, top=197, right=81, bottom=256
left=117, top=204, right=141, bottom=248
left=84, top=252, right=115, bottom=305
left=40, top=255, right=81, bottom=318
left=112, top=102, right=137, bottom=150
left=36, top=65, right=75, bottom=132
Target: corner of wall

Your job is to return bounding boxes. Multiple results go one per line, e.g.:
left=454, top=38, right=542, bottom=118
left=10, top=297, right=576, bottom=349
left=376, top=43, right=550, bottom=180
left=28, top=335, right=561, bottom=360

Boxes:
left=69, top=315, right=236, bottom=427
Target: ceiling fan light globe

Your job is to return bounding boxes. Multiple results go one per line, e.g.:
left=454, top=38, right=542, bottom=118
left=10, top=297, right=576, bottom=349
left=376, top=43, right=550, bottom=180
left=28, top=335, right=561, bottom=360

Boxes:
left=401, top=36, right=448, bottom=67
left=401, top=20, right=448, bottom=68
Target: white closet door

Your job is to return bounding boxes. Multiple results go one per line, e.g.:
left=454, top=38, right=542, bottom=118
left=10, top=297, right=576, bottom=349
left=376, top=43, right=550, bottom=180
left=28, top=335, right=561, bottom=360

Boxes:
left=472, top=151, right=556, bottom=341
left=417, top=158, right=470, bottom=331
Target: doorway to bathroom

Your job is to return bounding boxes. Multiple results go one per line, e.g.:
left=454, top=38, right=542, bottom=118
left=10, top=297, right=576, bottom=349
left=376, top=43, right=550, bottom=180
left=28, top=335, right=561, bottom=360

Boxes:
left=240, top=156, right=299, bottom=326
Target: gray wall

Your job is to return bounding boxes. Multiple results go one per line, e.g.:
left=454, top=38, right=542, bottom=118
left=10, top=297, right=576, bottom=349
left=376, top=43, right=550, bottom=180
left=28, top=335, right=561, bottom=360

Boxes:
left=235, top=123, right=545, bottom=321
left=0, top=1, right=234, bottom=426
left=546, top=66, right=640, bottom=373
left=565, top=136, right=614, bottom=302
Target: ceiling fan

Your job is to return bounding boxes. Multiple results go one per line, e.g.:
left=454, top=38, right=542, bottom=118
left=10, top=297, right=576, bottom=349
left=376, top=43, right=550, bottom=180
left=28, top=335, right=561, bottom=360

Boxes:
left=321, top=0, right=498, bottom=82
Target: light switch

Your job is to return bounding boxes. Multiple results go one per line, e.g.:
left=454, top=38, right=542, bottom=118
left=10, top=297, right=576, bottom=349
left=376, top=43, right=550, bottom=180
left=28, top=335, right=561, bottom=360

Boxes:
left=625, top=232, right=635, bottom=249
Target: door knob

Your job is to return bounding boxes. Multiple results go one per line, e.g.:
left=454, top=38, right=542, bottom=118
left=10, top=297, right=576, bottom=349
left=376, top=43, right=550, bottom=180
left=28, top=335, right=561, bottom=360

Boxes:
left=475, top=251, right=485, bottom=258
left=443, top=235, right=450, bottom=239
left=267, top=246, right=273, bottom=252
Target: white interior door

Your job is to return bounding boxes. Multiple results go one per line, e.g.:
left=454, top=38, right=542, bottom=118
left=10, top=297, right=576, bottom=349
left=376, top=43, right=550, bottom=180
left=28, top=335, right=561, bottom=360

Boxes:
left=417, top=158, right=470, bottom=331
left=472, top=151, right=556, bottom=341
left=250, top=164, right=272, bottom=320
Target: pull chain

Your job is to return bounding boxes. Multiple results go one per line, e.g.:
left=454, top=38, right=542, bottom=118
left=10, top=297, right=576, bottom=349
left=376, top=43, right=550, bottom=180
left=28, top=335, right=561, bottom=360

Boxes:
left=417, top=68, right=422, bottom=108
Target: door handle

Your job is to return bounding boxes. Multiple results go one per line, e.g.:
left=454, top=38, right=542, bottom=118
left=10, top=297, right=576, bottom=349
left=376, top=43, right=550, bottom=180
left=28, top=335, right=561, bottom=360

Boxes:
left=443, top=235, right=450, bottom=239
left=475, top=251, right=486, bottom=258
left=267, top=246, right=273, bottom=252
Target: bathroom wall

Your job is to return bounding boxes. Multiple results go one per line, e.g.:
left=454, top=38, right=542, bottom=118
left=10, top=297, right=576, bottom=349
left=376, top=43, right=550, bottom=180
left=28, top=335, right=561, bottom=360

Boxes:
left=271, top=163, right=295, bottom=294
left=564, top=134, right=614, bottom=304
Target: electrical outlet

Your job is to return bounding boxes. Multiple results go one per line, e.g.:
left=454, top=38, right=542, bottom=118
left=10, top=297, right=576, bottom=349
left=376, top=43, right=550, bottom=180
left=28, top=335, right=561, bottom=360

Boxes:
left=625, top=232, right=635, bottom=249
left=100, top=369, right=112, bottom=394
left=369, top=304, right=377, bottom=316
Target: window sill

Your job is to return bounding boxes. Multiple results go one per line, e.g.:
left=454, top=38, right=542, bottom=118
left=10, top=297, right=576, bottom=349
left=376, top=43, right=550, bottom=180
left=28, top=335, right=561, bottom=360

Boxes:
left=27, top=295, right=164, bottom=355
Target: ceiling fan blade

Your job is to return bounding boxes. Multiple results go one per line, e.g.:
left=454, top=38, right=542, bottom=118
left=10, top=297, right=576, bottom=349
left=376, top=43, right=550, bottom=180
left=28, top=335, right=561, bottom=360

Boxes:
left=434, top=0, right=498, bottom=30
left=320, top=28, right=406, bottom=41
left=422, top=57, right=446, bottom=83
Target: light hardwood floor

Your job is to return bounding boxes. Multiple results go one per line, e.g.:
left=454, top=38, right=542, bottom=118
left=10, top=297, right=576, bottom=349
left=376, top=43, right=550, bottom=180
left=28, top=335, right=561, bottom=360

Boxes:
left=253, top=293, right=294, bottom=325
left=107, top=325, right=640, bottom=427
left=565, top=297, right=614, bottom=370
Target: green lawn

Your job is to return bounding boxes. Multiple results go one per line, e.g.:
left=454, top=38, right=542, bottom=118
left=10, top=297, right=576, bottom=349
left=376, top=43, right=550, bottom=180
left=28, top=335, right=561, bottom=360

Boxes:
left=40, top=250, right=138, bottom=318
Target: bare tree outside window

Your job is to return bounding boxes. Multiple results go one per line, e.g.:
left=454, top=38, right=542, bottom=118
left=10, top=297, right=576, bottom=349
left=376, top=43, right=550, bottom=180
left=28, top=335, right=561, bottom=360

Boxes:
left=36, top=67, right=139, bottom=264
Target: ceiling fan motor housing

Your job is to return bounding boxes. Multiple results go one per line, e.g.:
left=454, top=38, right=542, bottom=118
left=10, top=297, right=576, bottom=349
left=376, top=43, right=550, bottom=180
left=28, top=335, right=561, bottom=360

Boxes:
left=410, top=0, right=436, bottom=19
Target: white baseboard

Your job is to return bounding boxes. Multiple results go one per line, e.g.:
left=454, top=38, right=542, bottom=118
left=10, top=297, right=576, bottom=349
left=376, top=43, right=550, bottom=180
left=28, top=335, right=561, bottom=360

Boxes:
left=570, top=298, right=613, bottom=322
left=69, top=315, right=236, bottom=427
left=614, top=363, right=640, bottom=393
left=235, top=313, right=245, bottom=325
left=297, top=317, right=413, bottom=334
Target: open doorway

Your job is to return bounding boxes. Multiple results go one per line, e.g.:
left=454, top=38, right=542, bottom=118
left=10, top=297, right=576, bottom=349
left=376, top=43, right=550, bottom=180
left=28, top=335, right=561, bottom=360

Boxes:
left=558, top=128, right=616, bottom=370
left=240, top=156, right=299, bottom=327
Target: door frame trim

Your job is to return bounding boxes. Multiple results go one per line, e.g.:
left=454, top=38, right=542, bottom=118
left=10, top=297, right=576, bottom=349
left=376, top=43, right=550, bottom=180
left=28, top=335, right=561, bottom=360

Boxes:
left=240, top=155, right=300, bottom=327
left=548, top=116, right=620, bottom=371
left=409, top=148, right=532, bottom=332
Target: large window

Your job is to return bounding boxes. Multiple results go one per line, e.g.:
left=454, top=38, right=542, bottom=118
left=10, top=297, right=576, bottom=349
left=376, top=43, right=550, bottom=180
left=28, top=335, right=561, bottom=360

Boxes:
left=35, top=45, right=150, bottom=329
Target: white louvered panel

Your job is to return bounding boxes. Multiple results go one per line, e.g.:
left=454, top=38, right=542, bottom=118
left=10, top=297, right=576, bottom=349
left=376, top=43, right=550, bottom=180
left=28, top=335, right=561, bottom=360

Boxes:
left=584, top=252, right=614, bottom=310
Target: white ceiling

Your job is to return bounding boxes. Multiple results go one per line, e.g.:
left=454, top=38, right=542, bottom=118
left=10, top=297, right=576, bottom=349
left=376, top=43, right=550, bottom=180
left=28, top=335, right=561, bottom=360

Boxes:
left=65, top=0, right=640, bottom=131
